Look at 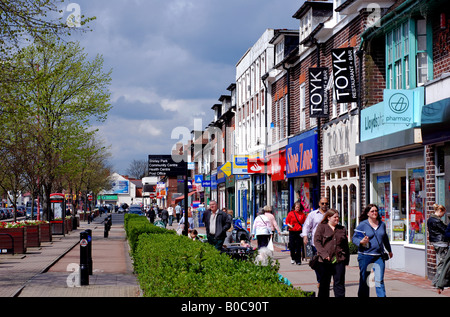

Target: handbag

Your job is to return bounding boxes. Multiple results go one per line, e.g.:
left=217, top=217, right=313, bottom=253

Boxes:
left=370, top=225, right=390, bottom=261
left=309, top=254, right=319, bottom=270
left=267, top=237, right=274, bottom=252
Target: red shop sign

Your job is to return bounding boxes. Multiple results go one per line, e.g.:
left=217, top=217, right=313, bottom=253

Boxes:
left=247, top=158, right=267, bottom=174
left=267, top=151, right=286, bottom=181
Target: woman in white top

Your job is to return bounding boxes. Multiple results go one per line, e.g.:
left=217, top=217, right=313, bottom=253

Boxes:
left=252, top=208, right=272, bottom=249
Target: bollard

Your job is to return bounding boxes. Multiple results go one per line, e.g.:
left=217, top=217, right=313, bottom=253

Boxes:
left=108, top=215, right=112, bottom=227
left=104, top=221, right=109, bottom=238
left=85, top=229, right=93, bottom=275
left=79, top=231, right=89, bottom=285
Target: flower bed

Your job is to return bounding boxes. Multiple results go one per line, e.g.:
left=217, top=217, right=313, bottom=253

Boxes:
left=39, top=221, right=52, bottom=242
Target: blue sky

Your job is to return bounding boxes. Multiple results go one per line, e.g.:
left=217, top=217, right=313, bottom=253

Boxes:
left=66, top=0, right=301, bottom=174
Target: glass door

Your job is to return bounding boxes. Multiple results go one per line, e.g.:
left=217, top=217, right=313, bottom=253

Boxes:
left=407, top=167, right=425, bottom=245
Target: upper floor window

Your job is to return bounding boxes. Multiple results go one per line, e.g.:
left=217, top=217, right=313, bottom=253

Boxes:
left=386, top=18, right=431, bottom=89
left=275, top=41, right=285, bottom=65
left=299, top=9, right=312, bottom=43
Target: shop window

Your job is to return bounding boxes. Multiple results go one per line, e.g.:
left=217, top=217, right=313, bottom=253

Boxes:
left=372, top=172, right=392, bottom=239
left=408, top=168, right=425, bottom=245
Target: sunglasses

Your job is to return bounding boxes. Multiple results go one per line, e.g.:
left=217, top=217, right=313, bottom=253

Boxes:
left=320, top=202, right=329, bottom=206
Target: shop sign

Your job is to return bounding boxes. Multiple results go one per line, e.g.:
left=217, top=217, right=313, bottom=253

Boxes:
left=247, top=158, right=266, bottom=174
left=220, top=162, right=232, bottom=177
left=323, top=115, right=358, bottom=170
left=360, top=87, right=423, bottom=142
left=309, top=67, right=329, bottom=118
left=267, top=151, right=286, bottom=181
left=331, top=48, right=357, bottom=103
left=232, top=155, right=249, bottom=174
left=286, top=133, right=318, bottom=178
left=211, top=174, right=217, bottom=190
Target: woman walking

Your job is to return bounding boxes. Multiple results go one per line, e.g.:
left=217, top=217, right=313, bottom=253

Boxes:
left=427, top=204, right=449, bottom=290
left=252, top=208, right=272, bottom=249
left=352, top=204, right=393, bottom=297
left=314, top=209, right=349, bottom=297
left=286, top=202, right=306, bottom=265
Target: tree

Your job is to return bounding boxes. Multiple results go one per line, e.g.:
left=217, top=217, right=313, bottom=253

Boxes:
left=0, top=37, right=112, bottom=220
left=126, top=159, right=148, bottom=179
left=0, top=0, right=94, bottom=58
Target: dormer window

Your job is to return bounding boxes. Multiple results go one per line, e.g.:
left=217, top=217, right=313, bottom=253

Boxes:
left=299, top=9, right=312, bottom=43
left=275, top=41, right=284, bottom=65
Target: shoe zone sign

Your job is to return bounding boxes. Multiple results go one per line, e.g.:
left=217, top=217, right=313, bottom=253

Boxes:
left=286, top=132, right=318, bottom=178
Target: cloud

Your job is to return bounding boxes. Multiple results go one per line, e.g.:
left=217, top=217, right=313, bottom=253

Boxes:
left=70, top=0, right=301, bottom=173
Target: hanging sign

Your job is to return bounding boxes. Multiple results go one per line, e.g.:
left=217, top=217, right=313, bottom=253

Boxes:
left=309, top=67, right=329, bottom=118
left=331, top=47, right=358, bottom=103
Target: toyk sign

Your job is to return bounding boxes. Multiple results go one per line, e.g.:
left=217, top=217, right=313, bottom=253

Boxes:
left=286, top=133, right=318, bottom=178
left=331, top=47, right=358, bottom=104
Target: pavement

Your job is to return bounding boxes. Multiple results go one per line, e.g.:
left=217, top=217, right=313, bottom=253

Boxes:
left=1, top=213, right=449, bottom=299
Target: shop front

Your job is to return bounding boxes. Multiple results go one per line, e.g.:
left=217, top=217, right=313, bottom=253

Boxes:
left=323, top=113, right=360, bottom=239
left=356, top=87, right=426, bottom=276
left=286, top=129, right=319, bottom=216
left=267, top=150, right=288, bottom=242
left=421, top=74, right=450, bottom=278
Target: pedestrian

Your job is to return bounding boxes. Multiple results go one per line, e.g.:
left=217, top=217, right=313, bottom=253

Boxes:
left=286, top=201, right=306, bottom=265
left=148, top=206, right=156, bottom=223
left=201, top=200, right=232, bottom=250
left=252, top=208, right=272, bottom=249
left=314, top=209, right=350, bottom=298
left=179, top=207, right=194, bottom=231
left=224, top=209, right=234, bottom=246
left=352, top=204, right=393, bottom=297
left=175, top=203, right=181, bottom=223
left=168, top=204, right=174, bottom=226
left=161, top=207, right=169, bottom=228
left=301, top=197, right=329, bottom=286
left=427, top=204, right=449, bottom=290
left=263, top=205, right=281, bottom=236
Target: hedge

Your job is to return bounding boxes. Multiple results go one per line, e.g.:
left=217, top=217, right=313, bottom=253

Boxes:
left=126, top=214, right=311, bottom=297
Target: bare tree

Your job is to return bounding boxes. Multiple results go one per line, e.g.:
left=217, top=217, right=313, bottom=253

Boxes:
left=126, top=159, right=148, bottom=179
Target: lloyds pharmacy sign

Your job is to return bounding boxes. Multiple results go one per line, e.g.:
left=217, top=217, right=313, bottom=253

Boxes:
left=360, top=88, right=423, bottom=142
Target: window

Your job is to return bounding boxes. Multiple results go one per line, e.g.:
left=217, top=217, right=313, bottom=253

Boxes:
left=279, top=97, right=285, bottom=139
left=275, top=41, right=284, bottom=65
left=299, top=9, right=312, bottom=43
left=385, top=18, right=431, bottom=89
left=299, top=83, right=306, bottom=131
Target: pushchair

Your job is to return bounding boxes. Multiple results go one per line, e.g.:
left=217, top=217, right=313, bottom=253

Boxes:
left=222, top=218, right=254, bottom=260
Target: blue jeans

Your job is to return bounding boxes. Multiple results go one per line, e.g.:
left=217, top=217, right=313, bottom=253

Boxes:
left=357, top=253, right=386, bottom=297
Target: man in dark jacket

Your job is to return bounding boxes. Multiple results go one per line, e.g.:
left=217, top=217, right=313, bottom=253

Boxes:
left=202, top=200, right=231, bottom=250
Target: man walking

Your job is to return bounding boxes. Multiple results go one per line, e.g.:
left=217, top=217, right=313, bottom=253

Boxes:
left=301, top=197, right=329, bottom=285
left=202, top=200, right=232, bottom=250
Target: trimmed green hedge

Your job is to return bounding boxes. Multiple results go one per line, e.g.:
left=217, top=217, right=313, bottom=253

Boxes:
left=124, top=214, right=175, bottom=253
left=126, top=214, right=310, bottom=297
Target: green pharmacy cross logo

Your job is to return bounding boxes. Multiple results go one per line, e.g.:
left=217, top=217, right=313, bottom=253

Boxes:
left=389, top=93, right=409, bottom=114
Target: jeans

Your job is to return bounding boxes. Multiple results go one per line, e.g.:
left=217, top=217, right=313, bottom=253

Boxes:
left=357, top=253, right=386, bottom=297
left=207, top=234, right=225, bottom=250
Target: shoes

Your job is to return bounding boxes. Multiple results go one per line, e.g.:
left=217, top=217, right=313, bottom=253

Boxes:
left=296, top=262, right=301, bottom=265
left=291, top=260, right=295, bottom=264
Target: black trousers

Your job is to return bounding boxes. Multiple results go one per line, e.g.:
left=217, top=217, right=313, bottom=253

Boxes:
left=317, top=261, right=346, bottom=298
left=288, top=231, right=303, bottom=264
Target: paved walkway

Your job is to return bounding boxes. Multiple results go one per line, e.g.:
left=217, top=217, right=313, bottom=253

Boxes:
left=168, top=220, right=450, bottom=298
left=0, top=213, right=141, bottom=297
left=2, top=214, right=448, bottom=298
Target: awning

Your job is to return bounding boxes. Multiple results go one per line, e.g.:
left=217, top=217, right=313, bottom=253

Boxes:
left=171, top=191, right=198, bottom=204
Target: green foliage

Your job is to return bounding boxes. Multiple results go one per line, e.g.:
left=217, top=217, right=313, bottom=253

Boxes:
left=127, top=215, right=310, bottom=297
left=349, top=241, right=358, bottom=254
left=124, top=214, right=175, bottom=253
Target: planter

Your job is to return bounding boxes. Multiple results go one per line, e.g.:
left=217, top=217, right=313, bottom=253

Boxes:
left=65, top=218, right=72, bottom=232
left=25, top=225, right=40, bottom=247
left=0, top=227, right=27, bottom=254
left=51, top=220, right=65, bottom=235
left=39, top=222, right=52, bottom=242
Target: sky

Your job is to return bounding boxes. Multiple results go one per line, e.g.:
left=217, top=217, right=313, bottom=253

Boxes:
left=65, top=0, right=302, bottom=175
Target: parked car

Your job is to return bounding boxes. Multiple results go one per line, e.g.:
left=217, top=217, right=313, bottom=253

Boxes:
left=0, top=208, right=7, bottom=219
left=128, top=205, right=145, bottom=216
